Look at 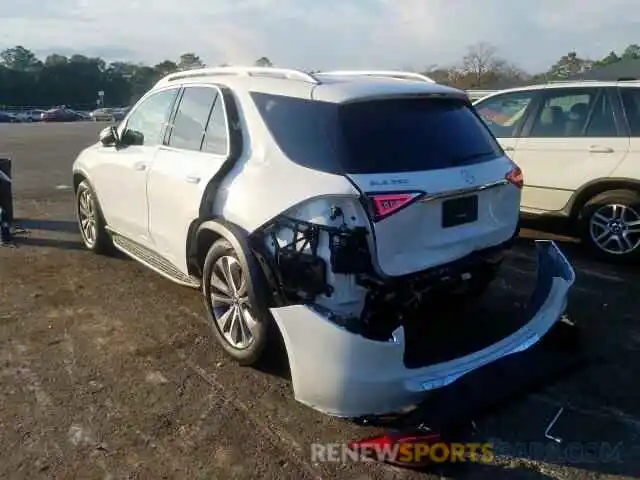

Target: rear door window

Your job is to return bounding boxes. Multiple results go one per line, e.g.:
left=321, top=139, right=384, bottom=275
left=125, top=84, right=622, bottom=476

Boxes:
left=527, top=89, right=603, bottom=138
left=168, top=86, right=218, bottom=151
left=201, top=97, right=229, bottom=156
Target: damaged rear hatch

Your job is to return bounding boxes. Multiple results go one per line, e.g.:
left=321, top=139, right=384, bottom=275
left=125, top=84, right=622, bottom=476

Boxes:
left=336, top=95, right=522, bottom=277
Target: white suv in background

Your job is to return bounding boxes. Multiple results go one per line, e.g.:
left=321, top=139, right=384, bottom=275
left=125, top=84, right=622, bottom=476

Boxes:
left=474, top=81, right=640, bottom=262
left=71, top=67, right=574, bottom=418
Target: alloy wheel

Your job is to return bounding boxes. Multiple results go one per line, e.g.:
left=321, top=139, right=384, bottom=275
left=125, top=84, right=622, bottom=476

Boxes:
left=589, top=203, right=640, bottom=255
left=78, top=188, right=98, bottom=248
left=209, top=255, right=258, bottom=349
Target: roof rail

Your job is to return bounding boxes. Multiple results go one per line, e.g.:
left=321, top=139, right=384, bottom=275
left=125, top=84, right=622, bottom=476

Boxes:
left=158, top=66, right=319, bottom=85
left=317, top=70, right=435, bottom=83
left=545, top=79, right=601, bottom=84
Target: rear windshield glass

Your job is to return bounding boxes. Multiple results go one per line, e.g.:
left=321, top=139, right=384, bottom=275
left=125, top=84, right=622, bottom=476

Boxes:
left=251, top=92, right=502, bottom=175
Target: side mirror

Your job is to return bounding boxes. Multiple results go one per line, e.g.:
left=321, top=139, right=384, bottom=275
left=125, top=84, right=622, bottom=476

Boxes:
left=99, top=126, right=118, bottom=146
left=120, top=129, right=144, bottom=146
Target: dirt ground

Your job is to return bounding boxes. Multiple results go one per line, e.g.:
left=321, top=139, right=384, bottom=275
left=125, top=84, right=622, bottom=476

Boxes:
left=1, top=122, right=639, bottom=479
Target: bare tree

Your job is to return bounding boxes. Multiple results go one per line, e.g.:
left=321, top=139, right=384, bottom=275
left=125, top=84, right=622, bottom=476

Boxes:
left=461, top=42, right=499, bottom=86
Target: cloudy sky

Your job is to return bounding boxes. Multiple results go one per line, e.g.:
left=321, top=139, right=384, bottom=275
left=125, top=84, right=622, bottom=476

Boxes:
left=1, top=0, right=639, bottom=73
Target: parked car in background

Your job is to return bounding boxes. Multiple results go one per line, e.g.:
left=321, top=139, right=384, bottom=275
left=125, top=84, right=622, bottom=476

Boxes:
left=91, top=108, right=116, bottom=122
left=112, top=107, right=130, bottom=121
left=474, top=80, right=640, bottom=262
left=15, top=109, right=46, bottom=122
left=41, top=108, right=84, bottom=122
left=0, top=112, right=17, bottom=123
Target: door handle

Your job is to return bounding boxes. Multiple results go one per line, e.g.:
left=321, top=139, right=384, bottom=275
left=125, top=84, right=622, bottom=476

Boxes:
left=185, top=175, right=201, bottom=184
left=133, top=162, right=147, bottom=171
left=503, top=146, right=515, bottom=152
left=589, top=145, right=614, bottom=153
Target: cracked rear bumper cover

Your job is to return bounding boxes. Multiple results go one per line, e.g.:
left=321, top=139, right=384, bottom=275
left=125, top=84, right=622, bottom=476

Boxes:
left=270, top=240, right=576, bottom=418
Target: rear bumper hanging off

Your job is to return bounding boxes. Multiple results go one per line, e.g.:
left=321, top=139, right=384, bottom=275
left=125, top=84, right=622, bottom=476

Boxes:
left=270, top=240, right=576, bottom=418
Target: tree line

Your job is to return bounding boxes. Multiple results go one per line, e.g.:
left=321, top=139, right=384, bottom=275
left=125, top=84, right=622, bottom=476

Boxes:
left=1, top=43, right=639, bottom=110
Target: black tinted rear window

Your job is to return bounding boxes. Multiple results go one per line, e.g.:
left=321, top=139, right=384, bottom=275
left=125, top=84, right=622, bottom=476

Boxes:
left=340, top=98, right=502, bottom=173
left=251, top=93, right=502, bottom=175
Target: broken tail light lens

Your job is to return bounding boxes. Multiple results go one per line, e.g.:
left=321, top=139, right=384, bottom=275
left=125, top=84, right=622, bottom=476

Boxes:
left=505, top=165, right=523, bottom=189
left=349, top=431, right=442, bottom=467
left=366, top=192, right=423, bottom=222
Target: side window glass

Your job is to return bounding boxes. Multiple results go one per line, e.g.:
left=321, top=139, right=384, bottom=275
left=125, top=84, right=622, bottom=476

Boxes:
left=124, top=89, right=179, bottom=146
left=201, top=97, right=229, bottom=156
left=529, top=91, right=596, bottom=137
left=168, top=87, right=218, bottom=151
left=474, top=92, right=535, bottom=138
left=585, top=94, right=617, bottom=137
left=620, top=89, right=640, bottom=136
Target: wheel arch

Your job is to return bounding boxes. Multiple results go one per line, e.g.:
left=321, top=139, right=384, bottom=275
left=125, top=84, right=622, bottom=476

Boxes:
left=568, top=177, right=640, bottom=220
left=187, top=217, right=285, bottom=306
left=72, top=169, right=90, bottom=193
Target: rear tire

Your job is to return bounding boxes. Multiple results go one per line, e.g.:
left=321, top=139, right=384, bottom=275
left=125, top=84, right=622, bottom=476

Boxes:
left=580, top=189, right=640, bottom=264
left=75, top=180, right=113, bottom=254
left=202, top=238, right=271, bottom=366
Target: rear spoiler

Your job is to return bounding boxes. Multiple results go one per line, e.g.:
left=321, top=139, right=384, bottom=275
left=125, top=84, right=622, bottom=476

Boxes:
left=339, top=91, right=470, bottom=105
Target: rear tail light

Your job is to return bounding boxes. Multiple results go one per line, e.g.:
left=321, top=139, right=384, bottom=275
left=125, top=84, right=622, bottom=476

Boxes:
left=505, top=165, right=523, bottom=189
left=366, top=192, right=423, bottom=222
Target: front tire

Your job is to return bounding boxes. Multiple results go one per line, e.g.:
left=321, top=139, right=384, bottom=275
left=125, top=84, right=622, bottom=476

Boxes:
left=75, top=180, right=113, bottom=254
left=580, top=189, right=640, bottom=263
left=202, top=238, right=270, bottom=366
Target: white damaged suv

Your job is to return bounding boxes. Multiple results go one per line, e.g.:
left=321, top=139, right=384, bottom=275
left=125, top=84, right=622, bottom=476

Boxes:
left=72, top=67, right=574, bottom=418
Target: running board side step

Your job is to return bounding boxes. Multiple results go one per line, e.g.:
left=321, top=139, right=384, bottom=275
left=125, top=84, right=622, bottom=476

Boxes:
left=108, top=229, right=201, bottom=288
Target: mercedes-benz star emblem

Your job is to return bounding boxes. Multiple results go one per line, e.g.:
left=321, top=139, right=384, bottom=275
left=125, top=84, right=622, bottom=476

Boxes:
left=460, top=169, right=475, bottom=185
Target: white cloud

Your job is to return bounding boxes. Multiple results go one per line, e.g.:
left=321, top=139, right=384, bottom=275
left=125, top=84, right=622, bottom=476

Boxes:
left=1, top=0, right=640, bottom=72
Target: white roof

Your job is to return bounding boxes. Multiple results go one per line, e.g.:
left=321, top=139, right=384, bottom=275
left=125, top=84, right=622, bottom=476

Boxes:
left=153, top=66, right=467, bottom=104
left=310, top=75, right=465, bottom=103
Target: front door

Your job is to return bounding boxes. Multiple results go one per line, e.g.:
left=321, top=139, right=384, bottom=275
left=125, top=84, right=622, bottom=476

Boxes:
left=146, top=85, right=232, bottom=273
left=93, top=87, right=179, bottom=244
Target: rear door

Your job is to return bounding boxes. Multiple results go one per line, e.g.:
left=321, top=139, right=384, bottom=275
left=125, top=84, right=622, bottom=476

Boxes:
left=615, top=87, right=640, bottom=178
left=339, top=97, right=521, bottom=277
left=146, top=84, right=232, bottom=273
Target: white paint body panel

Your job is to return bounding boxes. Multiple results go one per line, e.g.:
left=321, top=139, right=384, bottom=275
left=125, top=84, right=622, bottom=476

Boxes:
left=347, top=156, right=520, bottom=276
left=514, top=137, right=629, bottom=212
left=146, top=146, right=228, bottom=271
left=612, top=137, right=640, bottom=179
left=75, top=143, right=155, bottom=246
